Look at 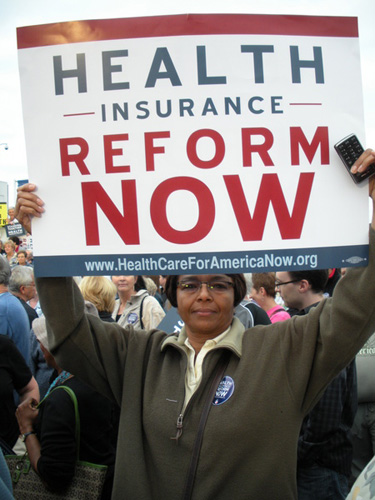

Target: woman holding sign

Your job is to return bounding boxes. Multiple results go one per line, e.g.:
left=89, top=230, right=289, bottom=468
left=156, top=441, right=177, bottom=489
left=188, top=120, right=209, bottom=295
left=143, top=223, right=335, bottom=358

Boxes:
left=14, top=148, right=375, bottom=500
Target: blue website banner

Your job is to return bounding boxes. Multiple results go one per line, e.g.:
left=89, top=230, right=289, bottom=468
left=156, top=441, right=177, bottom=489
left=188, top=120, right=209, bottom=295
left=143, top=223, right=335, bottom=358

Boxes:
left=34, top=244, right=369, bottom=277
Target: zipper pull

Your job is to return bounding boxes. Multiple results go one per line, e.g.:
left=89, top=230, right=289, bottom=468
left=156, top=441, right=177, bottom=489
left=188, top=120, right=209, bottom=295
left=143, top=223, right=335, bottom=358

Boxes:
left=170, top=413, right=183, bottom=443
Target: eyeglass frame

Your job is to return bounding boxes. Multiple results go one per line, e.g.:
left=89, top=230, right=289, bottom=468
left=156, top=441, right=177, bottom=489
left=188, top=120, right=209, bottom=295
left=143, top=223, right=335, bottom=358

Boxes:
left=176, top=279, right=234, bottom=293
left=274, top=279, right=301, bottom=288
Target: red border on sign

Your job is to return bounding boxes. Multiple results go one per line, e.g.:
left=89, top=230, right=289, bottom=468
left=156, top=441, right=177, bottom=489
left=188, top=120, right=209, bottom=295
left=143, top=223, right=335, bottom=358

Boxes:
left=17, top=13, right=358, bottom=49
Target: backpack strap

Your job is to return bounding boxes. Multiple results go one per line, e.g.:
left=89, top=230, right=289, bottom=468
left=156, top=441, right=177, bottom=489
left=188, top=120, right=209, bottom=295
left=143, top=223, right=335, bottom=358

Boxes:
left=269, top=307, right=286, bottom=319
left=38, top=385, right=81, bottom=460
left=139, top=296, right=146, bottom=329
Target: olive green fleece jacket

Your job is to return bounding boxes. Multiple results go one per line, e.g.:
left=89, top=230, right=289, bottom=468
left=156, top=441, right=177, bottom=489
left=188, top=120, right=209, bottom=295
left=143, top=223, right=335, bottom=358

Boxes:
left=36, top=228, right=375, bottom=500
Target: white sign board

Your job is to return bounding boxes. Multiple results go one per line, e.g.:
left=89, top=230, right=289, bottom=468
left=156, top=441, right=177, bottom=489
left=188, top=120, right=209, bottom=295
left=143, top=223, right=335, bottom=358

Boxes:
left=17, top=14, right=369, bottom=276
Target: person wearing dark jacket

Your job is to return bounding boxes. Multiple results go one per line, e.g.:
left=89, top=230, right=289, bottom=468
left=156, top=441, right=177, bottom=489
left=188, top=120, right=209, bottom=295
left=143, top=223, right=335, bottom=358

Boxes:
left=276, top=268, right=356, bottom=499
left=16, top=317, right=116, bottom=499
left=0, top=335, right=39, bottom=453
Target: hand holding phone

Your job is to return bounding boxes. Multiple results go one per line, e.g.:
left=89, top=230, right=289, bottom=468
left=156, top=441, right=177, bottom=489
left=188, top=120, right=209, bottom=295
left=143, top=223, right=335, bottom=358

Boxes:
left=334, top=134, right=375, bottom=184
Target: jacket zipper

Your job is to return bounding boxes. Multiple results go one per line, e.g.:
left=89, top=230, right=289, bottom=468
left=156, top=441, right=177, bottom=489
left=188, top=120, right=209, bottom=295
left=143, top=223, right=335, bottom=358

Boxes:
left=170, top=369, right=196, bottom=444
left=171, top=413, right=184, bottom=443
left=170, top=347, right=226, bottom=444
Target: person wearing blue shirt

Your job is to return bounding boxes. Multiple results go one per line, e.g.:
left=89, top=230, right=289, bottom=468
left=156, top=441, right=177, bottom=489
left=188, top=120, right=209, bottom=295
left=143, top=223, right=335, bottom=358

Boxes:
left=0, top=258, right=30, bottom=363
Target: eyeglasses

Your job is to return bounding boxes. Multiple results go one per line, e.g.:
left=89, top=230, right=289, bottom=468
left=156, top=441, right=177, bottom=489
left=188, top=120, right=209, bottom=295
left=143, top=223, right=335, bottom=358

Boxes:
left=177, top=280, right=234, bottom=294
left=275, top=279, right=301, bottom=288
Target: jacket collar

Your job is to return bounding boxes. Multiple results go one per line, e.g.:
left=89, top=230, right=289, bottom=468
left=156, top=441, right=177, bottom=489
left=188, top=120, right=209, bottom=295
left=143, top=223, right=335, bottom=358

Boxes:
left=161, top=316, right=245, bottom=358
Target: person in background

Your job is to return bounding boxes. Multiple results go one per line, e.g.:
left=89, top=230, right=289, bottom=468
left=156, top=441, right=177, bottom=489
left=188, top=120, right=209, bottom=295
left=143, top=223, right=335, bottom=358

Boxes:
left=142, top=276, right=164, bottom=307
left=0, top=241, right=5, bottom=256
left=350, top=331, right=375, bottom=486
left=79, top=276, right=117, bottom=323
left=0, top=450, right=14, bottom=499
left=3, top=240, right=18, bottom=268
left=251, top=272, right=291, bottom=323
left=111, top=275, right=165, bottom=329
left=0, top=335, right=39, bottom=455
left=276, top=268, right=356, bottom=500
left=26, top=250, right=33, bottom=266
left=159, top=275, right=172, bottom=311
left=8, top=237, right=21, bottom=253
left=16, top=317, right=116, bottom=499
left=28, top=287, right=42, bottom=317
left=0, top=258, right=30, bottom=362
left=30, top=302, right=99, bottom=399
left=16, top=249, right=32, bottom=267
left=9, top=265, right=38, bottom=328
left=159, top=274, right=167, bottom=298
left=6, top=207, right=17, bottom=225
left=30, top=317, right=54, bottom=399
left=346, top=454, right=375, bottom=500
left=241, top=273, right=271, bottom=326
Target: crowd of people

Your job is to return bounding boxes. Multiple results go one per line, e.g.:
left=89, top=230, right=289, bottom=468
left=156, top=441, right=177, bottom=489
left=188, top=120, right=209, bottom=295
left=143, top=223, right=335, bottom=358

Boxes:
left=1, top=147, right=375, bottom=499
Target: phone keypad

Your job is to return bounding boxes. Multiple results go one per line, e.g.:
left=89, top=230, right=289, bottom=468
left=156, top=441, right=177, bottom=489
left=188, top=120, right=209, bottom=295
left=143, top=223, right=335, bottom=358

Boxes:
left=336, top=136, right=364, bottom=168
left=335, top=135, right=375, bottom=182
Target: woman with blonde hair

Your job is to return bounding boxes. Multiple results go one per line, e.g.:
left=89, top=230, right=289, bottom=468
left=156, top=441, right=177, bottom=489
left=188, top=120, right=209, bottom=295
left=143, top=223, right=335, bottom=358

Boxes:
left=79, top=276, right=117, bottom=323
left=3, top=240, right=18, bottom=268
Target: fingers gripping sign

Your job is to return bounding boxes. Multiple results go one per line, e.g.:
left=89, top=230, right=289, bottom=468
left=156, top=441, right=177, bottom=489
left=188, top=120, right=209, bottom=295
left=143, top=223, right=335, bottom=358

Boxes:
left=350, top=148, right=375, bottom=230
left=15, top=183, right=45, bottom=234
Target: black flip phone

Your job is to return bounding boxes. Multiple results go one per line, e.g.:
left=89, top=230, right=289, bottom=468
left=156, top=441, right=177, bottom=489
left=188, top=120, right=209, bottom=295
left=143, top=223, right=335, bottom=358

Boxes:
left=334, top=134, right=375, bottom=184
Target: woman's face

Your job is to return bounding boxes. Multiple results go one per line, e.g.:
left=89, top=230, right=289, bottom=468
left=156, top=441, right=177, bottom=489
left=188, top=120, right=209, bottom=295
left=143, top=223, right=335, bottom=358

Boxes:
left=176, top=274, right=235, bottom=339
left=17, top=253, right=26, bottom=265
left=111, top=275, right=136, bottom=293
left=4, top=244, right=14, bottom=256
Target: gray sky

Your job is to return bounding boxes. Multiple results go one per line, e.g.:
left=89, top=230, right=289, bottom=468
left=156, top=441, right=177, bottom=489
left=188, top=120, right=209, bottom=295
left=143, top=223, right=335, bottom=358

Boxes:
left=1, top=0, right=374, bottom=205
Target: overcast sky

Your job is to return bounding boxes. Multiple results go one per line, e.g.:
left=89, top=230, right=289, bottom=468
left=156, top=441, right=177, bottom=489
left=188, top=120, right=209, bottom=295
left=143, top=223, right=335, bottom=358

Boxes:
left=1, top=0, right=374, bottom=205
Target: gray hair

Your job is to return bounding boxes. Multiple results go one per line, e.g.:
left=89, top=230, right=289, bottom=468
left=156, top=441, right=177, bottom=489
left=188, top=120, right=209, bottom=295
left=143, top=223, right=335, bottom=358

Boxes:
left=0, top=257, right=11, bottom=286
left=243, top=273, right=253, bottom=294
left=9, top=265, right=34, bottom=293
left=32, top=316, right=48, bottom=349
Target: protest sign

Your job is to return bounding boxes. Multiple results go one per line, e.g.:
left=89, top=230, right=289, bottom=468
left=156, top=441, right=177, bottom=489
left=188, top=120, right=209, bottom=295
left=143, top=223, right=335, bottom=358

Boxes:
left=17, top=14, right=369, bottom=276
left=0, top=204, right=7, bottom=227
left=5, top=223, right=26, bottom=238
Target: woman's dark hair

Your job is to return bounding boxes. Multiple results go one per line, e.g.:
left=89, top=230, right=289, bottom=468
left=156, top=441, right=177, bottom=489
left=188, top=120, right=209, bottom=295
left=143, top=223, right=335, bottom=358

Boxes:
left=134, top=275, right=147, bottom=292
left=165, top=274, right=247, bottom=308
left=9, top=236, right=20, bottom=246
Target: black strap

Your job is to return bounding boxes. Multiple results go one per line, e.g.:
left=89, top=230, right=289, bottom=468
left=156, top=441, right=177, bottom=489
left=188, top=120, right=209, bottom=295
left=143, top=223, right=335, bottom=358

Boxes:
left=139, top=296, right=146, bottom=329
left=269, top=307, right=285, bottom=319
left=182, top=351, right=230, bottom=500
